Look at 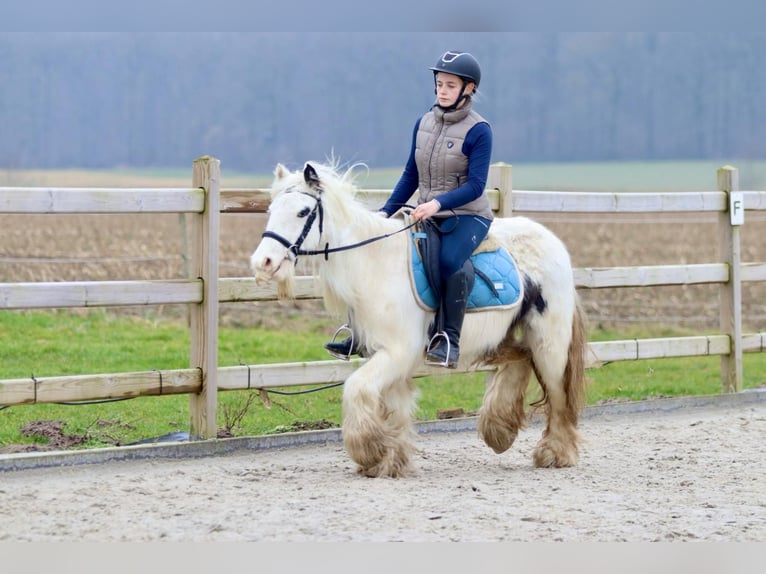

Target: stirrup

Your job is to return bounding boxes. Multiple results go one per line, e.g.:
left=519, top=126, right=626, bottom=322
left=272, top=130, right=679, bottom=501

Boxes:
left=424, top=331, right=452, bottom=368
left=325, top=323, right=355, bottom=361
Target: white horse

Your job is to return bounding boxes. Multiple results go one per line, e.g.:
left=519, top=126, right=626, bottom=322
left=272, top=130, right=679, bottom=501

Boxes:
left=251, top=161, right=587, bottom=478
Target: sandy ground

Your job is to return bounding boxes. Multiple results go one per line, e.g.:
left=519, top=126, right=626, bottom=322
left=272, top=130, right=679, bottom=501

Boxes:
left=1, top=395, right=764, bottom=542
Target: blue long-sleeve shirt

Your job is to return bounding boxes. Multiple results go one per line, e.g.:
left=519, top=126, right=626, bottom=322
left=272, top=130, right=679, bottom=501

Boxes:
left=381, top=116, right=493, bottom=216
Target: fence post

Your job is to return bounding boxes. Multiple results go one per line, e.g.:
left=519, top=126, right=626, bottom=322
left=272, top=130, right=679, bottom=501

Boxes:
left=717, top=165, right=743, bottom=393
left=488, top=162, right=513, bottom=217
left=189, top=156, right=221, bottom=438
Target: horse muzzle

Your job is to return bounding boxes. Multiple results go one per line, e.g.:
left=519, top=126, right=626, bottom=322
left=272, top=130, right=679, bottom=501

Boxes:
left=250, top=247, right=292, bottom=285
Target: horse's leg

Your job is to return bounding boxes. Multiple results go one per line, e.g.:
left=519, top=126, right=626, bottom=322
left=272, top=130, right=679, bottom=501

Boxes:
left=525, top=307, right=586, bottom=468
left=478, top=358, right=532, bottom=454
left=342, top=351, right=419, bottom=478
left=376, top=375, right=418, bottom=476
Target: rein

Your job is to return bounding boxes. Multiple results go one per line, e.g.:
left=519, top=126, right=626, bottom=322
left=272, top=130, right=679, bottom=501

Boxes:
left=261, top=191, right=418, bottom=261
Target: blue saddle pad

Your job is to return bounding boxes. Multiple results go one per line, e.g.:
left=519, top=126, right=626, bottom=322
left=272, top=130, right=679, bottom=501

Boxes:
left=411, top=233, right=522, bottom=311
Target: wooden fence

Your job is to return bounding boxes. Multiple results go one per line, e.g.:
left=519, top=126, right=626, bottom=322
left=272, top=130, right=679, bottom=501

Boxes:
left=1, top=157, right=765, bottom=440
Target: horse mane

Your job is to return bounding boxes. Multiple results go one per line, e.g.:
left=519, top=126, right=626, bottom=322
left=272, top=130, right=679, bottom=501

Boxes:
left=271, top=157, right=363, bottom=194
left=271, top=159, right=369, bottom=222
left=271, top=159, right=399, bottom=317
left=310, top=160, right=368, bottom=222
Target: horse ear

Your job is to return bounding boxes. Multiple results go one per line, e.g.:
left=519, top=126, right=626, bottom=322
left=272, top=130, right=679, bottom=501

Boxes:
left=303, top=163, right=321, bottom=191
left=273, top=163, right=290, bottom=182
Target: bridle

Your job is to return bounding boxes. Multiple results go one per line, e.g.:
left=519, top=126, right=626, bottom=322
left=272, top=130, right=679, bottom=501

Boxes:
left=261, top=190, right=323, bottom=261
left=260, top=188, right=418, bottom=262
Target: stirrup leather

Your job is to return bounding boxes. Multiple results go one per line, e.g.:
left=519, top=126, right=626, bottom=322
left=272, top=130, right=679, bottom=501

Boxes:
left=424, top=331, right=452, bottom=367
left=325, top=323, right=355, bottom=361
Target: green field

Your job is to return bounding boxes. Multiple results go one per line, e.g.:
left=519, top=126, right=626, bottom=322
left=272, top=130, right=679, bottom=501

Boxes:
left=0, top=309, right=764, bottom=451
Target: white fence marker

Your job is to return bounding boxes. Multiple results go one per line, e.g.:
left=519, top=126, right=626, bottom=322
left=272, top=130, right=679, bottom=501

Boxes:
left=730, top=192, right=745, bottom=226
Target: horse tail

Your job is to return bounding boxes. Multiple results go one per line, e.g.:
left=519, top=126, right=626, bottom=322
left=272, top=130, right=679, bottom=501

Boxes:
left=563, top=297, right=588, bottom=422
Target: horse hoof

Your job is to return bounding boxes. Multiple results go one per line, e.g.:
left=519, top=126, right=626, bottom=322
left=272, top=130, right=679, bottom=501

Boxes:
left=344, top=427, right=415, bottom=478
left=356, top=456, right=414, bottom=478
left=478, top=419, right=518, bottom=454
left=532, top=443, right=578, bottom=468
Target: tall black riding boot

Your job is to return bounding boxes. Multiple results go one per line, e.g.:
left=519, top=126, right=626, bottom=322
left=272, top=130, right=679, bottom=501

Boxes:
left=425, top=267, right=471, bottom=369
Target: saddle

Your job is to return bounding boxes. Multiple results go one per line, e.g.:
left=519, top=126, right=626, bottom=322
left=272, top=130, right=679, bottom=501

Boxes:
left=407, top=215, right=523, bottom=313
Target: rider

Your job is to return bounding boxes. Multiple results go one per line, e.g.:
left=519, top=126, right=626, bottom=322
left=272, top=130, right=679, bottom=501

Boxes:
left=324, top=50, right=494, bottom=368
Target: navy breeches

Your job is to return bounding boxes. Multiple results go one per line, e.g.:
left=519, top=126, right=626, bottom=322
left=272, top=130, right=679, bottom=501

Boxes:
left=435, top=215, right=491, bottom=279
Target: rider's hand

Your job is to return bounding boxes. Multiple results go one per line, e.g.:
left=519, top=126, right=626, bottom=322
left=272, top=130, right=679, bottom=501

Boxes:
left=412, top=199, right=441, bottom=221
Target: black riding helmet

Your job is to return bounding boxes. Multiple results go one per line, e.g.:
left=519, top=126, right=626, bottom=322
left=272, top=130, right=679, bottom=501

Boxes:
left=429, top=51, right=481, bottom=87
left=429, top=51, right=481, bottom=110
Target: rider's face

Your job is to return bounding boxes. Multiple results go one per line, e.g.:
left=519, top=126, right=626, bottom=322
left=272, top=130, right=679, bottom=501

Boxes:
left=435, top=72, right=474, bottom=108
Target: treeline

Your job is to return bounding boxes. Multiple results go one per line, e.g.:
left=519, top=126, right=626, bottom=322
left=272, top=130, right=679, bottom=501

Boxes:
left=1, top=33, right=764, bottom=172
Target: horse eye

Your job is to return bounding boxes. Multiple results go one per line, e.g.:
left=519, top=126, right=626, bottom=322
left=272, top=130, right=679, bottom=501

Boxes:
left=298, top=207, right=311, bottom=218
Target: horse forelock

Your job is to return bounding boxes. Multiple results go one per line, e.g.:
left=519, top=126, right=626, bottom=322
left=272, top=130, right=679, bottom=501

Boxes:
left=269, top=169, right=305, bottom=200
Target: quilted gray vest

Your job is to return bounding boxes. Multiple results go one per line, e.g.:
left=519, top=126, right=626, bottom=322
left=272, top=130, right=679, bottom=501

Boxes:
left=414, top=99, right=493, bottom=220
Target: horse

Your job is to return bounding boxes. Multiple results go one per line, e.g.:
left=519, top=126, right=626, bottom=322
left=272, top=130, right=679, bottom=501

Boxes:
left=250, top=161, right=587, bottom=478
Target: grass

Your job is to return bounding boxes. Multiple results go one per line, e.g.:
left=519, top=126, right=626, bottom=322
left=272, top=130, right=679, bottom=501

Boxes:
left=587, top=323, right=766, bottom=405
left=1, top=309, right=764, bottom=451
